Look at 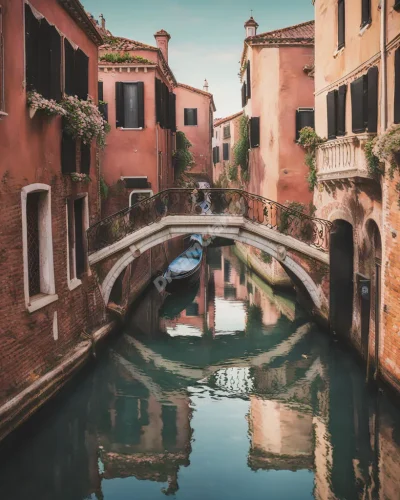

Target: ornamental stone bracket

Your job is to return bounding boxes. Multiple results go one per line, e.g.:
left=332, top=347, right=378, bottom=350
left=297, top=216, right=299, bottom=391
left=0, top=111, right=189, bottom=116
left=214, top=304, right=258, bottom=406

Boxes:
left=276, top=245, right=287, bottom=262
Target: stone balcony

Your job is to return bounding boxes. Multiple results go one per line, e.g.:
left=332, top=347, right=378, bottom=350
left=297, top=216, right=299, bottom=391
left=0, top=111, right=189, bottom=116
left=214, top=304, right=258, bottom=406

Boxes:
left=316, top=134, right=376, bottom=183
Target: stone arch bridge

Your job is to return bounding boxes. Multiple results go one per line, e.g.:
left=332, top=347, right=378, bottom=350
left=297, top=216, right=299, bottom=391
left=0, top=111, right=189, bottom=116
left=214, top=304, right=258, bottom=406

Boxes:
left=87, top=189, right=332, bottom=321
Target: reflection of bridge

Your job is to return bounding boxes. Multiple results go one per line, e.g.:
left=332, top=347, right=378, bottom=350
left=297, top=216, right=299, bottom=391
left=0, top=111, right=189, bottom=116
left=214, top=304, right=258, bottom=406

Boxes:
left=87, top=189, right=332, bottom=318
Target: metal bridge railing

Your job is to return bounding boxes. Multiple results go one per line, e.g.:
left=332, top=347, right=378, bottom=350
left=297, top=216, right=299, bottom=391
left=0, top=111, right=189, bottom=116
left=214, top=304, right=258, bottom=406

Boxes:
left=87, top=189, right=332, bottom=255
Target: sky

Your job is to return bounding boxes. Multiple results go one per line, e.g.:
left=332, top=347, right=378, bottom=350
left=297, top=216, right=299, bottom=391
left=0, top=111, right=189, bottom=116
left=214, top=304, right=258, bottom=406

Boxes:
left=82, top=0, right=314, bottom=118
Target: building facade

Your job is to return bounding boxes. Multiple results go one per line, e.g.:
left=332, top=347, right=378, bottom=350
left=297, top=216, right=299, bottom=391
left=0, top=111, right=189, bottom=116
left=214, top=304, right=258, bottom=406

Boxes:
left=0, top=0, right=105, bottom=414
left=239, top=17, right=315, bottom=206
left=313, top=0, right=400, bottom=391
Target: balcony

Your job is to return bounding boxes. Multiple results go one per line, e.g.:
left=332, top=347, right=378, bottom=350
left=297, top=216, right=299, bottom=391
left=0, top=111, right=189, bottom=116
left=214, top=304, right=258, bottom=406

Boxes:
left=316, top=134, right=376, bottom=183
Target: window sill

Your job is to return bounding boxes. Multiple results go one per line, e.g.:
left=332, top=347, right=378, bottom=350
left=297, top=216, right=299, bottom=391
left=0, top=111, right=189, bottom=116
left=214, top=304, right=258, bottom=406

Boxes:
left=333, top=46, right=345, bottom=58
left=184, top=125, right=198, bottom=127
left=119, top=127, right=143, bottom=131
left=68, top=278, right=82, bottom=291
left=0, top=111, right=8, bottom=119
left=359, top=23, right=371, bottom=37
left=27, top=293, right=58, bottom=313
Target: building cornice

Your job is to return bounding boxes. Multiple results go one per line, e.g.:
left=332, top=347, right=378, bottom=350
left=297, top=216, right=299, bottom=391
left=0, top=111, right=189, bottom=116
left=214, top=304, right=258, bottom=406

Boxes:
left=57, top=0, right=104, bottom=45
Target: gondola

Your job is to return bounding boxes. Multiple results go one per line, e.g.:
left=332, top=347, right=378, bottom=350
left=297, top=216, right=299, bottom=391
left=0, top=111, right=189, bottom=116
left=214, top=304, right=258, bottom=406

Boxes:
left=163, top=234, right=204, bottom=293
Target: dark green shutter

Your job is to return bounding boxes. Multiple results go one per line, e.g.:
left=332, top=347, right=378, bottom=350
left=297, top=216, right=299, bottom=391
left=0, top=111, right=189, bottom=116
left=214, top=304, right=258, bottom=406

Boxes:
left=351, top=75, right=367, bottom=133
left=169, top=92, right=176, bottom=131
left=361, top=0, right=371, bottom=28
left=193, top=108, right=198, bottom=125
left=250, top=117, right=260, bottom=148
left=246, top=61, right=251, bottom=98
left=184, top=108, right=188, bottom=125
left=296, top=109, right=314, bottom=140
left=223, top=143, right=229, bottom=160
left=49, top=25, right=61, bottom=101
left=61, top=121, right=76, bottom=173
left=155, top=78, right=162, bottom=124
left=338, top=0, right=345, bottom=49
left=327, top=90, right=338, bottom=139
left=337, top=85, right=347, bottom=136
left=137, top=82, right=145, bottom=128
left=241, top=82, right=247, bottom=107
left=75, top=49, right=88, bottom=100
left=115, top=82, right=125, bottom=128
left=98, top=81, right=104, bottom=101
left=38, top=19, right=52, bottom=99
left=25, top=4, right=41, bottom=92
left=367, top=66, right=378, bottom=133
left=64, top=39, right=75, bottom=96
left=81, top=143, right=91, bottom=174
left=394, top=48, right=400, bottom=124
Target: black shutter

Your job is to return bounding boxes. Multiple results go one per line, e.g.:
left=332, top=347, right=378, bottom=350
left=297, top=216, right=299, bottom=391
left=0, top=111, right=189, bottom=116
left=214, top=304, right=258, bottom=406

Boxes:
left=115, top=82, right=125, bottom=128
left=216, top=146, right=220, bottom=163
left=351, top=75, right=367, bottom=133
left=250, top=117, right=260, bottom=148
left=99, top=102, right=108, bottom=122
left=169, top=92, right=176, bottom=131
left=98, top=81, right=104, bottom=101
left=246, top=61, right=251, bottom=98
left=75, top=49, right=88, bottom=100
left=367, top=66, right=378, bottom=133
left=61, top=122, right=76, bottom=173
left=81, top=143, right=91, bottom=174
left=184, top=108, right=188, bottom=126
left=395, top=48, right=400, bottom=124
left=361, top=0, right=371, bottom=28
left=155, top=78, right=162, bottom=124
left=337, top=85, right=347, bottom=136
left=137, top=82, right=145, bottom=128
left=49, top=26, right=61, bottom=101
left=193, top=108, right=198, bottom=126
left=38, top=19, right=52, bottom=99
left=327, top=90, right=338, bottom=139
left=338, top=0, right=345, bottom=50
left=64, top=39, right=75, bottom=96
left=223, top=143, right=229, bottom=161
left=213, top=147, right=216, bottom=164
left=241, top=82, right=247, bottom=107
left=162, top=83, right=169, bottom=129
left=25, top=4, right=41, bottom=92
left=295, top=108, right=314, bottom=140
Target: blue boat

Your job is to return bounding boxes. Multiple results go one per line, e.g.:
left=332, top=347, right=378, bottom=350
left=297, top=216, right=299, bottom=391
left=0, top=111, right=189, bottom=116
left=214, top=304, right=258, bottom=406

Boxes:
left=163, top=235, right=204, bottom=293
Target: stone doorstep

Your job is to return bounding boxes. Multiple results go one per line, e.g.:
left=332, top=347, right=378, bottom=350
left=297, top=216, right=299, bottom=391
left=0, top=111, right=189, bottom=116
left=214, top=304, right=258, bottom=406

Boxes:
left=0, top=322, right=115, bottom=444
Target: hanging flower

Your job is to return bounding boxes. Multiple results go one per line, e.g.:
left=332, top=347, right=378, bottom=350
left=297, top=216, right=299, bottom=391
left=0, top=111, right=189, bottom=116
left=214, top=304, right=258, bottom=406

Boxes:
left=70, top=172, right=91, bottom=183
left=27, top=91, right=67, bottom=117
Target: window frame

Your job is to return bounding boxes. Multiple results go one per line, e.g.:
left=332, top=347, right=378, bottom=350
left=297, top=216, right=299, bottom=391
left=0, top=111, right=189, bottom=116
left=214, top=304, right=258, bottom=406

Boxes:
left=66, top=193, right=90, bottom=290
left=129, top=189, right=154, bottom=207
left=295, top=107, right=315, bottom=141
left=116, top=81, right=145, bottom=130
left=184, top=108, right=198, bottom=126
left=21, top=184, right=57, bottom=312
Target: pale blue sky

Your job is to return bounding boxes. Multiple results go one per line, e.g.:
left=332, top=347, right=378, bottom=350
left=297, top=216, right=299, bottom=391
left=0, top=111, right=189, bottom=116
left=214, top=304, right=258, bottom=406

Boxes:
left=83, top=0, right=314, bottom=118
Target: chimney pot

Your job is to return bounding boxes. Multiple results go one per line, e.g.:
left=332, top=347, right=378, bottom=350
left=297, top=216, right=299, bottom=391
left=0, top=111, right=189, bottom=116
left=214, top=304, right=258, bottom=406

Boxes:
left=154, top=29, right=171, bottom=63
left=100, top=14, right=106, bottom=30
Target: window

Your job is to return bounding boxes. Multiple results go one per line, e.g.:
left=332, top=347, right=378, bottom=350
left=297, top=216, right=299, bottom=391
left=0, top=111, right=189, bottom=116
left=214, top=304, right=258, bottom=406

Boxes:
left=155, top=78, right=174, bottom=129
left=361, top=0, right=371, bottom=28
left=250, top=117, right=260, bottom=148
left=223, top=143, right=230, bottom=161
left=223, top=125, right=231, bottom=139
left=129, top=190, right=153, bottom=206
left=295, top=108, right=315, bottom=141
left=0, top=6, right=4, bottom=113
left=394, top=48, right=400, bottom=124
left=337, top=85, right=347, bottom=136
left=67, top=195, right=89, bottom=287
left=395, top=1, right=400, bottom=12
left=213, top=146, right=220, bottom=164
left=116, top=82, right=145, bottom=129
left=327, top=90, right=338, bottom=139
left=21, top=184, right=57, bottom=312
left=64, top=39, right=88, bottom=99
left=241, top=82, right=247, bottom=107
left=61, top=124, right=91, bottom=175
left=25, top=4, right=62, bottom=101
left=246, top=61, right=251, bottom=99
left=351, top=67, right=378, bottom=133
left=184, top=108, right=197, bottom=126
left=98, top=81, right=108, bottom=122
left=338, top=0, right=345, bottom=50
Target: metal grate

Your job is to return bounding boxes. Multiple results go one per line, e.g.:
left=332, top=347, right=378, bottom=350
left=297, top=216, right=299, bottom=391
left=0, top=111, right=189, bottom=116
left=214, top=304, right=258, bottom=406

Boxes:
left=26, top=192, right=41, bottom=296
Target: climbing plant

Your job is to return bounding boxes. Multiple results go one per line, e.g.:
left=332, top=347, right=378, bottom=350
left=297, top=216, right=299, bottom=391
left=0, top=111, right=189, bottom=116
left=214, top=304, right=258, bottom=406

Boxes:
left=100, top=176, right=109, bottom=200
left=233, top=115, right=250, bottom=176
left=228, top=164, right=238, bottom=181
left=173, top=131, right=194, bottom=182
left=100, top=52, right=153, bottom=65
left=364, top=139, right=383, bottom=177
left=298, top=127, right=325, bottom=191
left=279, top=201, right=317, bottom=243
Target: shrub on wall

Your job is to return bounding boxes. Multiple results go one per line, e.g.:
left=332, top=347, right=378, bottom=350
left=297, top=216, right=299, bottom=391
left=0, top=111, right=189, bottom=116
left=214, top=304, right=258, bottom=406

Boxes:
left=233, top=115, right=250, bottom=177
left=173, top=131, right=194, bottom=182
left=298, top=127, right=325, bottom=191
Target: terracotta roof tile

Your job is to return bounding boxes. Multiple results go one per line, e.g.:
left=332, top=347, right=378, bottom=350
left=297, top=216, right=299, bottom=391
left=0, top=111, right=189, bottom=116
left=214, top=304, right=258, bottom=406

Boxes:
left=250, top=20, right=314, bottom=44
left=214, top=111, right=243, bottom=127
left=100, top=36, right=158, bottom=52
left=58, top=0, right=103, bottom=45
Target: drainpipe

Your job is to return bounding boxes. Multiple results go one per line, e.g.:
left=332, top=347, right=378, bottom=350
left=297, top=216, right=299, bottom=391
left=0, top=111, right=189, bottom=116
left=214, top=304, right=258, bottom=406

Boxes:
left=156, top=124, right=160, bottom=192
left=380, top=0, right=387, bottom=132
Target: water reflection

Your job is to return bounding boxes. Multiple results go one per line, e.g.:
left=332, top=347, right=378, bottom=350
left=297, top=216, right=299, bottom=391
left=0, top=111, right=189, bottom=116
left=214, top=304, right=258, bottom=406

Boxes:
left=0, top=246, right=400, bottom=499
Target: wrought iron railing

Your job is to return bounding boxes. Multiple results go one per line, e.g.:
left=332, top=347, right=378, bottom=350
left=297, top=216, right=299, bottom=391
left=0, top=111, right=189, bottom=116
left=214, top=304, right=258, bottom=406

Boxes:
left=88, top=189, right=332, bottom=255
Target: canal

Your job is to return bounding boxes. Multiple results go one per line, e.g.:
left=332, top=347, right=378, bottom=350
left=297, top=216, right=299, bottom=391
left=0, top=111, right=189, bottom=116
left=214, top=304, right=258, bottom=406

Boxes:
left=1, top=245, right=400, bottom=499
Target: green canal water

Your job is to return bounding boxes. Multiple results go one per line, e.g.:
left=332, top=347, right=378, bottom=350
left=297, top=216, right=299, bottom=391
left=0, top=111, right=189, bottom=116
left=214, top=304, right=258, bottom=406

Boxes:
left=1, top=246, right=400, bottom=499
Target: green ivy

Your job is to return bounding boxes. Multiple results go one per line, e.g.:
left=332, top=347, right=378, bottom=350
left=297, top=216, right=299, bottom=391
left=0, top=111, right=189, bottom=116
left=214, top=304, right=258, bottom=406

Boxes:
left=261, top=251, right=272, bottom=264
left=173, top=131, right=194, bottom=180
left=233, top=115, right=250, bottom=175
left=100, top=176, right=109, bottom=200
left=100, top=53, right=153, bottom=65
left=228, top=164, right=238, bottom=181
left=298, top=127, right=325, bottom=191
left=364, top=139, right=383, bottom=177
left=279, top=201, right=316, bottom=243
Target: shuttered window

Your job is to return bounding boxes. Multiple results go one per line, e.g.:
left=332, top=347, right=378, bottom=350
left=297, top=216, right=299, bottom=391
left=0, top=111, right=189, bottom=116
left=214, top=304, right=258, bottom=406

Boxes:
left=115, top=82, right=145, bottom=129
left=338, top=0, right=345, bottom=50
left=241, top=82, right=247, bottom=107
left=0, top=7, right=4, bottom=111
left=25, top=5, right=61, bottom=100
left=156, top=79, right=173, bottom=129
left=367, top=66, right=378, bottom=133
left=250, top=117, right=260, bottom=148
left=155, top=78, right=162, bottom=124
left=295, top=108, right=314, bottom=141
left=246, top=61, right=251, bottom=98
left=64, top=41, right=88, bottom=100
left=169, top=92, right=176, bottom=132
left=61, top=120, right=76, bottom=173
left=184, top=108, right=197, bottom=126
left=351, top=75, right=368, bottom=133
left=213, top=146, right=220, bottom=164
left=361, top=0, right=371, bottom=28
left=327, top=90, right=338, bottom=139
left=81, top=143, right=91, bottom=174
left=223, top=125, right=231, bottom=139
left=98, top=81, right=108, bottom=121
left=337, top=85, right=347, bottom=136
left=223, top=143, right=229, bottom=161
left=395, top=48, right=400, bottom=124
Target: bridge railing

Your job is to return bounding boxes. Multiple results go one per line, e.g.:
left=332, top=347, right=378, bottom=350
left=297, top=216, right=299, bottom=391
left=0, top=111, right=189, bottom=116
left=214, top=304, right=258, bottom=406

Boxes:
left=87, top=189, right=332, bottom=255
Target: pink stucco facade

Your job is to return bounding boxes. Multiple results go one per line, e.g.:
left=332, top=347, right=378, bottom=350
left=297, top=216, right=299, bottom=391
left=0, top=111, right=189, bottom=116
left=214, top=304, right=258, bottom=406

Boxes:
left=212, top=111, right=242, bottom=185
left=175, top=84, right=215, bottom=183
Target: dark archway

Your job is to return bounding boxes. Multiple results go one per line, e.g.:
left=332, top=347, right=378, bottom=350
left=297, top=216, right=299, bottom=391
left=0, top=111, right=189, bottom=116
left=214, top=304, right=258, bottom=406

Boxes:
left=330, top=220, right=354, bottom=338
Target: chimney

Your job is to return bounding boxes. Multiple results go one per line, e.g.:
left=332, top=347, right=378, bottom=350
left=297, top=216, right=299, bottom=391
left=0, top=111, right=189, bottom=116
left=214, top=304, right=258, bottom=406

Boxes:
left=244, top=16, right=259, bottom=38
left=203, top=79, right=209, bottom=92
left=99, top=14, right=106, bottom=30
left=154, top=29, right=171, bottom=62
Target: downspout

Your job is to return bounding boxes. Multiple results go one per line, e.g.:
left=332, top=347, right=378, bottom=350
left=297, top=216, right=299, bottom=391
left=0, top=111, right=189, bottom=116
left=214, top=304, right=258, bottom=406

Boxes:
left=156, top=124, right=160, bottom=192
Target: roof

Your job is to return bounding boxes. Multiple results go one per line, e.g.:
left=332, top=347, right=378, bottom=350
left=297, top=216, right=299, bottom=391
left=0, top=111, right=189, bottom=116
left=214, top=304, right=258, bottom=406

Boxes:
left=177, top=83, right=216, bottom=112
left=244, top=16, right=259, bottom=28
left=240, top=20, right=314, bottom=72
left=100, top=36, right=158, bottom=52
left=214, top=111, right=243, bottom=127
left=58, top=0, right=104, bottom=45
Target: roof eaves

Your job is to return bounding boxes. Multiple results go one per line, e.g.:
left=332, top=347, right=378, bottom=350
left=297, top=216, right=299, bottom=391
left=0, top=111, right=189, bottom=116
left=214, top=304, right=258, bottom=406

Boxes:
left=214, top=111, right=243, bottom=127
left=57, top=0, right=104, bottom=45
